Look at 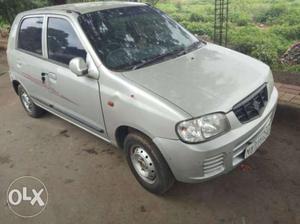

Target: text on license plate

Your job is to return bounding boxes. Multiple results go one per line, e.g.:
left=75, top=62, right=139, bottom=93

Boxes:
left=244, top=122, right=271, bottom=159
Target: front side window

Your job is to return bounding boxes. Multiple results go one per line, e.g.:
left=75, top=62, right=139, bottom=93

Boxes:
left=18, top=17, right=43, bottom=55
left=78, top=6, right=201, bottom=71
left=47, top=17, right=86, bottom=65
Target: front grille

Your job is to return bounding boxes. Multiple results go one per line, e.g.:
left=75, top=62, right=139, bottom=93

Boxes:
left=233, top=85, right=268, bottom=123
left=203, top=153, right=225, bottom=176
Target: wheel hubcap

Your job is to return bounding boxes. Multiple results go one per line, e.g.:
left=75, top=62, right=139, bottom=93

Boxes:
left=130, top=146, right=156, bottom=184
left=21, top=92, right=32, bottom=112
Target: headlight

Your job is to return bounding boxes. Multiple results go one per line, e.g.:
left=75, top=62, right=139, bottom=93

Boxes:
left=176, top=113, right=230, bottom=143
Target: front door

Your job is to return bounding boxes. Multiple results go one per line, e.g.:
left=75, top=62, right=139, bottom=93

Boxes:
left=43, top=16, right=106, bottom=136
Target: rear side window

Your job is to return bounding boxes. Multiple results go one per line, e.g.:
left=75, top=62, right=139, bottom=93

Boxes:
left=47, top=17, right=86, bottom=65
left=18, top=17, right=43, bottom=55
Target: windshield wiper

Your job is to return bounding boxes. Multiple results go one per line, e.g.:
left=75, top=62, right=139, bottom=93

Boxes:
left=131, top=41, right=204, bottom=71
left=185, top=40, right=203, bottom=53
left=131, top=48, right=186, bottom=70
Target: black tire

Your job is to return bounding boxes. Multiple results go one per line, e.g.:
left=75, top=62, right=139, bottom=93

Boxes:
left=124, top=132, right=175, bottom=194
left=18, top=85, right=46, bottom=118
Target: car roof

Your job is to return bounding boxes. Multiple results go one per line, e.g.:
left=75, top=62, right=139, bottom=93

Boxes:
left=24, top=1, right=145, bottom=15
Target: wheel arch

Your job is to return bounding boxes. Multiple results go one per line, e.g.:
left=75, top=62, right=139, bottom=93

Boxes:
left=115, top=125, right=154, bottom=150
left=12, top=80, right=21, bottom=95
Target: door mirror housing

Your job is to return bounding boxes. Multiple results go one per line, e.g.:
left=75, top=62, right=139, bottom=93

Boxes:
left=69, top=57, right=88, bottom=76
left=85, top=53, right=100, bottom=80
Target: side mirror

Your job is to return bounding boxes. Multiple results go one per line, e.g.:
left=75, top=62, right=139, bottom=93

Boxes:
left=69, top=57, right=88, bottom=76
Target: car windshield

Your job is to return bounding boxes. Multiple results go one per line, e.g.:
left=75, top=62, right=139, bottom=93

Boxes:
left=78, top=5, right=201, bottom=71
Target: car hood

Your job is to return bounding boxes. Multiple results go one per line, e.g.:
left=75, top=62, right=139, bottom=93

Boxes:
left=122, top=43, right=271, bottom=117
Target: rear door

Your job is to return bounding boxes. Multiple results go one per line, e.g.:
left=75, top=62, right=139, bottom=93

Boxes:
left=13, top=16, right=53, bottom=105
left=43, top=15, right=106, bottom=135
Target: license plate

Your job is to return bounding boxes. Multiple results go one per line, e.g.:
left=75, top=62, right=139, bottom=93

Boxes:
left=244, top=122, right=271, bottom=159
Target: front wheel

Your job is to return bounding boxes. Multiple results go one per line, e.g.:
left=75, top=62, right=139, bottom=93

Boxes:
left=124, top=132, right=175, bottom=194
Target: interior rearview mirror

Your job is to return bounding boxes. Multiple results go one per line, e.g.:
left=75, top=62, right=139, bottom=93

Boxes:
left=69, top=57, right=88, bottom=77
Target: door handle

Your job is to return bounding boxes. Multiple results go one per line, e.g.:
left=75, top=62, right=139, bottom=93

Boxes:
left=16, top=59, right=23, bottom=68
left=48, top=72, right=57, bottom=80
left=41, top=72, right=47, bottom=84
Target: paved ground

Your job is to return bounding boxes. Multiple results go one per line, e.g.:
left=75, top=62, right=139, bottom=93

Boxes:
left=277, top=83, right=300, bottom=108
left=0, top=64, right=300, bottom=224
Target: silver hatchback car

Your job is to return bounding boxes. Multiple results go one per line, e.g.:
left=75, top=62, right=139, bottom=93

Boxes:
left=7, top=2, right=278, bottom=194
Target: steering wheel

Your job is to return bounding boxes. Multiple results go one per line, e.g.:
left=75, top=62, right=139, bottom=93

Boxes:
left=106, top=42, right=120, bottom=51
left=105, top=47, right=132, bottom=68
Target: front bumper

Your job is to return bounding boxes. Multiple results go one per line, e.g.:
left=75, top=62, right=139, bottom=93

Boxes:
left=153, top=87, right=278, bottom=183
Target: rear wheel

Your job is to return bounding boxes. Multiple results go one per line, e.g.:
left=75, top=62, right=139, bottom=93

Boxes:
left=18, top=85, right=46, bottom=118
left=124, top=132, right=175, bottom=194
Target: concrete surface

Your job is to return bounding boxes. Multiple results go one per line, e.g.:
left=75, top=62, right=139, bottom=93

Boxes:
left=0, top=61, right=8, bottom=76
left=0, top=70, right=300, bottom=224
left=276, top=83, right=300, bottom=109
